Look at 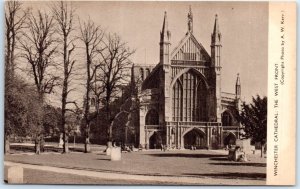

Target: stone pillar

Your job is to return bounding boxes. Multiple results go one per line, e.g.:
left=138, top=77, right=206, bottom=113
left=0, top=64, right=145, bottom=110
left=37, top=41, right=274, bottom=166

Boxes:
left=145, top=130, right=148, bottom=149
left=139, top=108, right=146, bottom=148
left=8, top=166, right=23, bottom=184
left=111, top=147, right=121, bottom=161
left=167, top=126, right=170, bottom=147
left=206, top=127, right=210, bottom=149
left=219, top=127, right=223, bottom=148
left=176, top=123, right=179, bottom=149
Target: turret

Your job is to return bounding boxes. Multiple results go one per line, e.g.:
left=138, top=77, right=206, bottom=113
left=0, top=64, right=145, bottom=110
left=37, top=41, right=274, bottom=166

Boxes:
left=235, top=73, right=241, bottom=99
left=211, top=14, right=222, bottom=68
left=160, top=11, right=171, bottom=65
left=211, top=14, right=222, bottom=122
left=159, top=11, right=172, bottom=145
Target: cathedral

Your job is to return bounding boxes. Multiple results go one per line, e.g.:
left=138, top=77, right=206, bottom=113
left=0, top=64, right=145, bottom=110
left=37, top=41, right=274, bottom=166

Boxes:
left=131, top=8, right=243, bottom=149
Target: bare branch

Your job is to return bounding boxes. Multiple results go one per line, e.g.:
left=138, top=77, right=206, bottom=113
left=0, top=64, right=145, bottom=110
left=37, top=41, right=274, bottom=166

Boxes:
left=19, top=9, right=58, bottom=98
left=51, top=1, right=77, bottom=153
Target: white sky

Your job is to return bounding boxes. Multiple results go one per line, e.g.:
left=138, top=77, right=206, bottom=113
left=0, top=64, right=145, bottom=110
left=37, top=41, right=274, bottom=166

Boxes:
left=21, top=1, right=268, bottom=106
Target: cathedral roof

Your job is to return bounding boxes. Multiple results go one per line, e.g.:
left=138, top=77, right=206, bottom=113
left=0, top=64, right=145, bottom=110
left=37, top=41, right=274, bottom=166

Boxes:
left=170, top=32, right=211, bottom=62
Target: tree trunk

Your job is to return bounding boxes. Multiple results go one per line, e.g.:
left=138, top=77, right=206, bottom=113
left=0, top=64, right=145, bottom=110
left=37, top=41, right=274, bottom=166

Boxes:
left=84, top=125, right=91, bottom=153
left=4, top=134, right=10, bottom=154
left=106, top=102, right=113, bottom=147
left=63, top=133, right=69, bottom=153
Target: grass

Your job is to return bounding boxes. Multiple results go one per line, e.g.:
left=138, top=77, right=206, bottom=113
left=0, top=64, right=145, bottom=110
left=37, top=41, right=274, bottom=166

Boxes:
left=5, top=149, right=266, bottom=184
left=4, top=167, right=187, bottom=185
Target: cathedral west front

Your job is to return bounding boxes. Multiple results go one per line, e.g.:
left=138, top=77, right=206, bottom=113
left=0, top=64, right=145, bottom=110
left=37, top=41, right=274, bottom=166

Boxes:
left=131, top=8, right=243, bottom=150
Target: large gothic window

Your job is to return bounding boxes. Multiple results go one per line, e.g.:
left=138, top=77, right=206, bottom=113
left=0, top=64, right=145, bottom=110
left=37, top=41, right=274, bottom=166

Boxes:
left=145, top=109, right=159, bottom=125
left=172, top=70, right=207, bottom=122
left=222, top=111, right=233, bottom=126
left=172, top=80, right=182, bottom=121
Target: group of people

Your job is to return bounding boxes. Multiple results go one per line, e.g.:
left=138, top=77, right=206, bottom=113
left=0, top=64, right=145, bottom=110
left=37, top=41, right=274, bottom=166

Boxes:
left=190, top=145, right=197, bottom=150
left=121, top=143, right=135, bottom=152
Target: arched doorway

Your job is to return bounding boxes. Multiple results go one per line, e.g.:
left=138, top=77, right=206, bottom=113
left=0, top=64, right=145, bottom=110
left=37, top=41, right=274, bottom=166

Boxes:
left=183, top=128, right=206, bottom=149
left=224, top=133, right=236, bottom=146
left=149, top=132, right=162, bottom=149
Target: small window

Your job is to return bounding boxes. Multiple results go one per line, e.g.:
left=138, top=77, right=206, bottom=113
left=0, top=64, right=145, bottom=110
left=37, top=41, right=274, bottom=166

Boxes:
left=140, top=68, right=144, bottom=80
left=145, top=68, right=150, bottom=78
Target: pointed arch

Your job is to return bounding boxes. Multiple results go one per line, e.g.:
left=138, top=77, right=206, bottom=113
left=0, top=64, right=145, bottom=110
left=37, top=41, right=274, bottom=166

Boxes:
left=172, top=79, right=183, bottom=121
left=145, top=68, right=150, bottom=78
left=170, top=68, right=209, bottom=90
left=223, top=132, right=236, bottom=146
left=148, top=131, right=162, bottom=149
left=182, top=127, right=206, bottom=137
left=182, top=127, right=206, bottom=149
left=145, top=109, right=159, bottom=125
left=221, top=109, right=234, bottom=126
left=171, top=69, right=208, bottom=122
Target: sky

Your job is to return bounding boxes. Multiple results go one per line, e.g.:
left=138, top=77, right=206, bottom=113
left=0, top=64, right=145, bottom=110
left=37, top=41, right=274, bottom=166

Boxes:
left=21, top=1, right=268, bottom=105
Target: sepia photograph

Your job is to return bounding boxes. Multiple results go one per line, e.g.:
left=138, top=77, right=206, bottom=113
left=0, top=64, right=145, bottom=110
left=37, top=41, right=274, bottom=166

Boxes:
left=4, top=0, right=294, bottom=185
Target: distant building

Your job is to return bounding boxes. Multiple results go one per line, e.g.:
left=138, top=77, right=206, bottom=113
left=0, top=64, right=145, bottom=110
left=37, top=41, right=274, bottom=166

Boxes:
left=131, top=8, right=243, bottom=149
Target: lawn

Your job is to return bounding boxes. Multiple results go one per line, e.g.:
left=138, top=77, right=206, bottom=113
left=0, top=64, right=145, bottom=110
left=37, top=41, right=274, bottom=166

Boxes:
left=4, top=149, right=266, bottom=185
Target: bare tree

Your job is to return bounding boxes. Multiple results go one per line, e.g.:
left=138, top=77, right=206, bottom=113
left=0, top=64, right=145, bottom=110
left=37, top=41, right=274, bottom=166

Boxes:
left=52, top=1, right=77, bottom=154
left=79, top=18, right=104, bottom=153
left=4, top=1, right=28, bottom=154
left=5, top=1, right=28, bottom=78
left=20, top=10, right=59, bottom=98
left=19, top=10, right=59, bottom=153
left=98, top=33, right=135, bottom=147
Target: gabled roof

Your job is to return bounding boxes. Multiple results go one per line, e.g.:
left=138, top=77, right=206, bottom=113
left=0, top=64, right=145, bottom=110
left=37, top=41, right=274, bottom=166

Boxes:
left=171, top=32, right=211, bottom=62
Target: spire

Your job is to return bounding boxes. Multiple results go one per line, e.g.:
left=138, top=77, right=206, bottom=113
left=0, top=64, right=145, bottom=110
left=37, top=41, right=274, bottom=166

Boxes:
left=187, top=6, right=193, bottom=33
left=235, top=73, right=241, bottom=98
left=211, top=14, right=221, bottom=45
left=236, top=73, right=241, bottom=86
left=160, top=11, right=171, bottom=42
left=213, top=14, right=219, bottom=34
left=159, top=11, right=171, bottom=65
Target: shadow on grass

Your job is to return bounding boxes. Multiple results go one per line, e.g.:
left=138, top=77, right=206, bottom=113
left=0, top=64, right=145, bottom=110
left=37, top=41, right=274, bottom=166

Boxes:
left=148, top=153, right=227, bottom=158
left=183, top=172, right=266, bottom=180
left=96, top=158, right=110, bottom=161
left=210, top=162, right=266, bottom=167
left=209, top=157, right=229, bottom=161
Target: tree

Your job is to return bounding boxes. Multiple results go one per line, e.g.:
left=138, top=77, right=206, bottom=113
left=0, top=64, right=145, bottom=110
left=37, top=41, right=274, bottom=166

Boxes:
left=5, top=76, right=43, bottom=153
left=79, top=18, right=104, bottom=153
left=4, top=1, right=28, bottom=154
left=43, top=105, right=61, bottom=137
left=5, top=1, right=28, bottom=78
left=52, top=1, right=77, bottom=153
left=19, top=10, right=59, bottom=153
left=20, top=10, right=59, bottom=98
left=239, top=95, right=267, bottom=157
left=98, top=33, right=135, bottom=147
